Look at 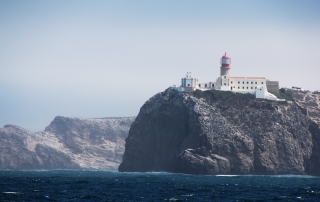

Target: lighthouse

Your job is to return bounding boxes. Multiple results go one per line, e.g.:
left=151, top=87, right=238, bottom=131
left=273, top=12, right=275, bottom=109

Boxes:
left=220, top=53, right=231, bottom=76
left=171, top=52, right=284, bottom=101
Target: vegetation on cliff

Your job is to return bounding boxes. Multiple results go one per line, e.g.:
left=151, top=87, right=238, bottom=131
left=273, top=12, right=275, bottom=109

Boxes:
left=193, top=89, right=255, bottom=102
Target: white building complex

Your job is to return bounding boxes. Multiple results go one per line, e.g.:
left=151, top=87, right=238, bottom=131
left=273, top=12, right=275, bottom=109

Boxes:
left=171, top=53, right=285, bottom=101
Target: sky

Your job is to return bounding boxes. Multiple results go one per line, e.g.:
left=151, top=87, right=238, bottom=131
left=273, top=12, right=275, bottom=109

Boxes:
left=1, top=0, right=320, bottom=131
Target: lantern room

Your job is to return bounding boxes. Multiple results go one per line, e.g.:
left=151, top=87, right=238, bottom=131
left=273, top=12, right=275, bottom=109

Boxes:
left=220, top=53, right=231, bottom=76
left=221, top=53, right=231, bottom=68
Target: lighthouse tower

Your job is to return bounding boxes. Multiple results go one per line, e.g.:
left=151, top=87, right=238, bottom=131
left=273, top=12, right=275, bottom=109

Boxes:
left=220, top=53, right=231, bottom=76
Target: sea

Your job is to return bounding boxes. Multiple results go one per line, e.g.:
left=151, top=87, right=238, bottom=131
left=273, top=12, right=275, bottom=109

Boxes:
left=0, top=170, right=319, bottom=201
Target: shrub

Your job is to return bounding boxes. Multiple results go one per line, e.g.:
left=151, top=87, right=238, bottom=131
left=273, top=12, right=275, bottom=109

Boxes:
left=279, top=88, right=293, bottom=101
left=193, top=90, right=254, bottom=101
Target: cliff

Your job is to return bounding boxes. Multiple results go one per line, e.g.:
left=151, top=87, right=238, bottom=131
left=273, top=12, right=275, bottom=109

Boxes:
left=0, top=116, right=134, bottom=170
left=284, top=89, right=320, bottom=126
left=119, top=88, right=320, bottom=176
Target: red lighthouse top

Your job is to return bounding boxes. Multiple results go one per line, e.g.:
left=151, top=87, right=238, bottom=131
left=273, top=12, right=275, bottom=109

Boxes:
left=222, top=53, right=230, bottom=59
left=221, top=52, right=231, bottom=68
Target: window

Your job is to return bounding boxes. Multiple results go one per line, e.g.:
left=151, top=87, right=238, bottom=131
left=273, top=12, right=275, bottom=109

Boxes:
left=242, top=87, right=244, bottom=89
left=255, top=87, right=257, bottom=89
left=255, top=82, right=257, bottom=84
left=262, top=82, right=264, bottom=84
left=251, top=87, right=253, bottom=89
left=224, top=76, right=226, bottom=78
left=212, top=84, right=214, bottom=87
left=188, top=84, right=190, bottom=86
left=247, top=82, right=249, bottom=84
left=205, top=84, right=207, bottom=87
left=247, top=87, right=248, bottom=89
left=251, top=82, right=253, bottom=84
left=224, top=83, right=226, bottom=85
left=243, top=81, right=244, bottom=84
left=199, top=84, right=201, bottom=87
left=238, top=86, right=240, bottom=89
left=238, top=81, right=240, bottom=84
left=231, top=81, right=233, bottom=84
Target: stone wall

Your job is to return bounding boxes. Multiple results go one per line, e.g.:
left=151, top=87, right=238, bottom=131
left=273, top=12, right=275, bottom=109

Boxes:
left=266, top=80, right=279, bottom=96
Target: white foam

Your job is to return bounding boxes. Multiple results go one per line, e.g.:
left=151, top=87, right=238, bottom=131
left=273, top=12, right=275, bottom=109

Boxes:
left=216, top=175, right=239, bottom=177
left=3, top=192, right=20, bottom=194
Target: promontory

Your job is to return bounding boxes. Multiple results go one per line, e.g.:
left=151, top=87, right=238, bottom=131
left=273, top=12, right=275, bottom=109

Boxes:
left=119, top=88, right=320, bottom=176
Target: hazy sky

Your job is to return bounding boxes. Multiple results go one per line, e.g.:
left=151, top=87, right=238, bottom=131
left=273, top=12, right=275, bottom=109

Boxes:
left=1, top=0, right=320, bottom=131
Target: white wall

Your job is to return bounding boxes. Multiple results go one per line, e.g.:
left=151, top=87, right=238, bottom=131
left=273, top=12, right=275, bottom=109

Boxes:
left=185, top=78, right=193, bottom=87
left=221, top=86, right=230, bottom=91
left=228, top=77, right=267, bottom=92
left=255, top=87, right=266, bottom=98
left=197, top=82, right=215, bottom=89
left=181, top=78, right=197, bottom=87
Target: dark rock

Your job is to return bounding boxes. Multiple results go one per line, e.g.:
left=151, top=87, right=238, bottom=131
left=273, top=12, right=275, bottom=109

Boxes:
left=119, top=88, right=320, bottom=176
left=306, top=121, right=320, bottom=176
left=174, top=149, right=230, bottom=175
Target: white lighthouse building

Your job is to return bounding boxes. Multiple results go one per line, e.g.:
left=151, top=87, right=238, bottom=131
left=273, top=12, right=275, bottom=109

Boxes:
left=172, top=53, right=285, bottom=101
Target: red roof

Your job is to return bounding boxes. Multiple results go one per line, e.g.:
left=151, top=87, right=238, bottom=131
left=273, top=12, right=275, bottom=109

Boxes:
left=222, top=53, right=230, bottom=59
left=230, top=76, right=265, bottom=80
left=247, top=77, right=265, bottom=79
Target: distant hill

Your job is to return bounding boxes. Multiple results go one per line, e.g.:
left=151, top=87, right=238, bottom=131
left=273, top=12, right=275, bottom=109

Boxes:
left=0, top=116, right=135, bottom=170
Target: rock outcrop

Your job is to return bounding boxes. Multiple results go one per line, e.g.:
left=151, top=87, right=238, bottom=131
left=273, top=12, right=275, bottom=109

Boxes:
left=0, top=116, right=134, bottom=170
left=285, top=89, right=320, bottom=126
left=119, top=88, right=320, bottom=176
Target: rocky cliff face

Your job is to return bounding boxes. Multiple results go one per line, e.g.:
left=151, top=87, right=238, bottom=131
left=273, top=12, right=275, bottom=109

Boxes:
left=119, top=89, right=320, bottom=176
left=285, top=89, right=320, bottom=126
left=0, top=116, right=134, bottom=170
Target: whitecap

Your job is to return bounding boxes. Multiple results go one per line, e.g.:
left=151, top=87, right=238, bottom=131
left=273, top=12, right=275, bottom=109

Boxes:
left=182, top=194, right=194, bottom=196
left=271, top=175, right=317, bottom=178
left=216, top=175, right=239, bottom=177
